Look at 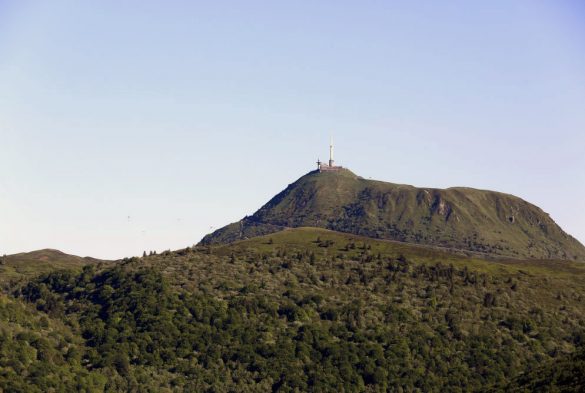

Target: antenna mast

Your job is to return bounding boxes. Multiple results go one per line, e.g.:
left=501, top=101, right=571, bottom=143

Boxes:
left=329, top=137, right=334, bottom=167
left=317, top=136, right=342, bottom=172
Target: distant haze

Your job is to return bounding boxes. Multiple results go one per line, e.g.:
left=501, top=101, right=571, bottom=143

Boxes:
left=1, top=1, right=584, bottom=259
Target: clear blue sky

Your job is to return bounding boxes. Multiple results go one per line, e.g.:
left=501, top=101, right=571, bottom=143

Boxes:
left=1, top=1, right=584, bottom=259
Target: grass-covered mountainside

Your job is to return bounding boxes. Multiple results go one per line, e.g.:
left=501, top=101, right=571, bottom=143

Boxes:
left=2, top=227, right=584, bottom=392
left=201, top=169, right=585, bottom=261
left=0, top=249, right=103, bottom=286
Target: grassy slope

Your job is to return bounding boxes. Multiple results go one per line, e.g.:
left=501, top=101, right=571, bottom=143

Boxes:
left=0, top=249, right=105, bottom=286
left=201, top=170, right=585, bottom=261
left=215, top=227, right=585, bottom=277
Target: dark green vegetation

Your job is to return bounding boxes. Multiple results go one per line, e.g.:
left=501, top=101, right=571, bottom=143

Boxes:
left=2, top=227, right=584, bottom=392
left=201, top=170, right=585, bottom=261
left=0, top=292, right=107, bottom=392
left=504, top=346, right=585, bottom=392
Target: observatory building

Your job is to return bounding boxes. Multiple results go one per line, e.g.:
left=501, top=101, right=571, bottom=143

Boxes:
left=317, top=140, right=343, bottom=172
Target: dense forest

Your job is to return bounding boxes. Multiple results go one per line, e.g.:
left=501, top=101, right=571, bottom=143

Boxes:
left=1, top=228, right=585, bottom=392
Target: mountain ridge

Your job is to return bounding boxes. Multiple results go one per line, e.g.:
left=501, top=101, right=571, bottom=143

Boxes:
left=0, top=248, right=105, bottom=285
left=201, top=169, right=585, bottom=261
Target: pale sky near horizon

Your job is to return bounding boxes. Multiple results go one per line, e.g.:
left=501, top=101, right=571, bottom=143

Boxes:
left=1, top=1, right=584, bottom=259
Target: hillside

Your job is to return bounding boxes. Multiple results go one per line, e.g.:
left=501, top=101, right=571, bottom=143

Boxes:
left=201, top=169, right=585, bottom=260
left=0, top=249, right=105, bottom=286
left=3, top=227, right=585, bottom=391
left=0, top=292, right=108, bottom=391
left=504, top=346, right=585, bottom=392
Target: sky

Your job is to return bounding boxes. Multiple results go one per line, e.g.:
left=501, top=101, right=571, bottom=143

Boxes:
left=1, top=1, right=584, bottom=259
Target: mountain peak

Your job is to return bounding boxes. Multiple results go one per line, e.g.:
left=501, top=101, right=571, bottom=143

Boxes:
left=201, top=171, right=585, bottom=261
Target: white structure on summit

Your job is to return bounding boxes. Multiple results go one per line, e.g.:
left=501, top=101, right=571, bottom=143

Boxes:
left=317, top=138, right=343, bottom=172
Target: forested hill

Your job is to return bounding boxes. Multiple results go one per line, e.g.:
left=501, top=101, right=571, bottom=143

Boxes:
left=200, top=169, right=585, bottom=261
left=2, top=227, right=585, bottom=392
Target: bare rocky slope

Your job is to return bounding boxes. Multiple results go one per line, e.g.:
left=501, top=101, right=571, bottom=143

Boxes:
left=200, top=169, right=585, bottom=260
